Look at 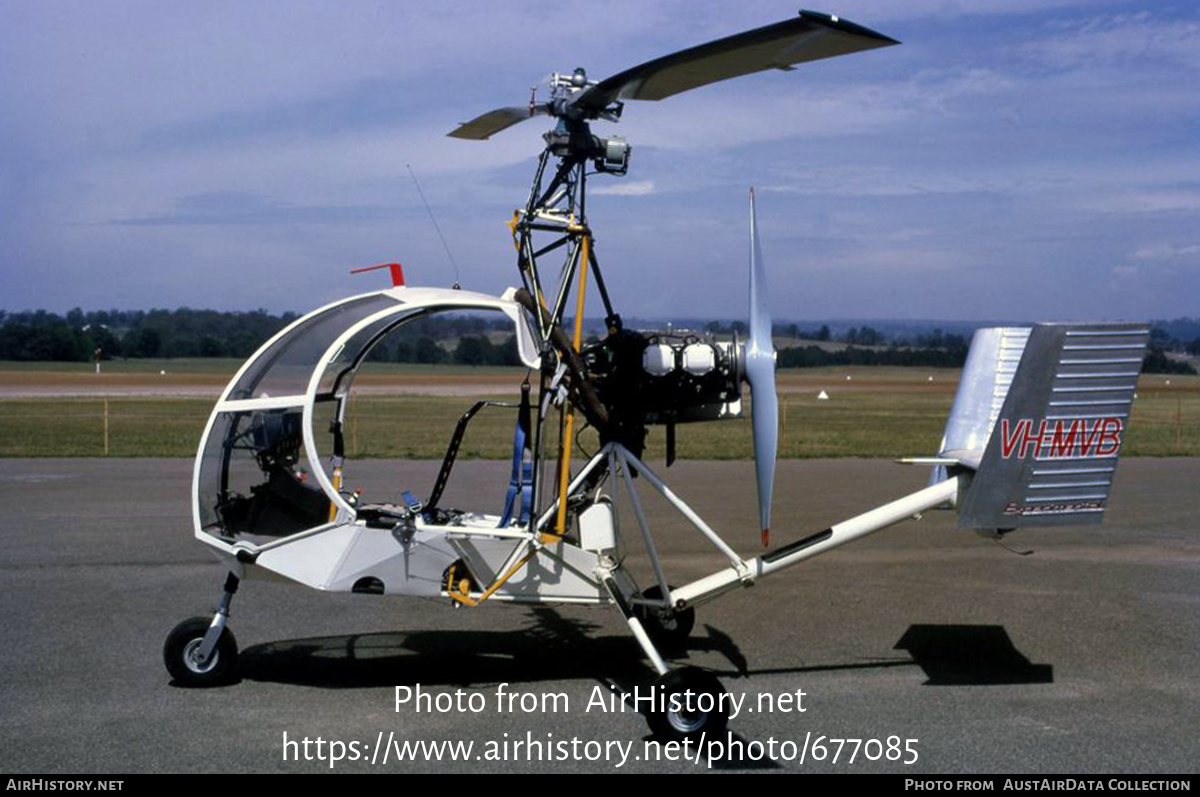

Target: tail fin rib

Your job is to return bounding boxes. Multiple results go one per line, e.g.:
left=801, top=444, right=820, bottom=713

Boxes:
left=950, top=323, right=1149, bottom=532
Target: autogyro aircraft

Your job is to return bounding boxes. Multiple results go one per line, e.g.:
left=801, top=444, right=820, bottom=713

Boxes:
left=164, top=11, right=1149, bottom=741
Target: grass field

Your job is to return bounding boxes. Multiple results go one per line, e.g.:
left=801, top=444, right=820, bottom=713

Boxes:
left=0, top=358, right=528, bottom=376
left=1, top=363, right=1196, bottom=458
left=0, top=358, right=247, bottom=374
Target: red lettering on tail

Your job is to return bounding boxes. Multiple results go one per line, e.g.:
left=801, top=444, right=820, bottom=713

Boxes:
left=1019, top=420, right=1049, bottom=459
left=1050, top=419, right=1083, bottom=458
left=1000, top=419, right=1030, bottom=458
left=1096, top=417, right=1124, bottom=456
left=1078, top=421, right=1103, bottom=456
left=1000, top=416, right=1124, bottom=459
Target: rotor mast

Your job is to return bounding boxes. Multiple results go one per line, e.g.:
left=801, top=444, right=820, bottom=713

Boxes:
left=505, top=69, right=632, bottom=536
left=446, top=10, right=901, bottom=537
left=449, top=9, right=901, bottom=337
left=509, top=68, right=627, bottom=343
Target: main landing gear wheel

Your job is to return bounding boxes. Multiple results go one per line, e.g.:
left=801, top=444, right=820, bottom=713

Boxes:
left=163, top=617, right=239, bottom=687
left=646, top=667, right=729, bottom=743
left=636, top=585, right=695, bottom=651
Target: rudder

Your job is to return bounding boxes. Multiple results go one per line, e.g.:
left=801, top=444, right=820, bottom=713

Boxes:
left=954, top=323, right=1149, bottom=531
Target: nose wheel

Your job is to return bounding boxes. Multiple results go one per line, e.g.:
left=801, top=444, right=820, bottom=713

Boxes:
left=163, top=616, right=239, bottom=687
left=164, top=572, right=240, bottom=687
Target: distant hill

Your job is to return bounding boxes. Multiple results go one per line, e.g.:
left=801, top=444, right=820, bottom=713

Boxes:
left=2, top=308, right=1195, bottom=373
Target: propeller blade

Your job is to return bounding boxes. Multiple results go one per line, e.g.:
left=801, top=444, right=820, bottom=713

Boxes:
left=745, top=188, right=778, bottom=547
left=448, top=105, right=547, bottom=140
left=572, top=11, right=898, bottom=114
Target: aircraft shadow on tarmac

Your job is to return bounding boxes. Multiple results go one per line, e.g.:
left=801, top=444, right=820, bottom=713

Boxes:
left=236, top=608, right=1049, bottom=689
left=237, top=607, right=650, bottom=688
left=893, top=624, right=1054, bottom=685
left=228, top=613, right=1048, bottom=770
left=234, top=607, right=790, bottom=769
left=236, top=608, right=775, bottom=689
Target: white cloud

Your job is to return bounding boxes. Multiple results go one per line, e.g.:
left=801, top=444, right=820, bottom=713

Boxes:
left=5, top=0, right=1200, bottom=322
left=591, top=181, right=655, bottom=196
left=1090, top=191, right=1200, bottom=215
left=1131, top=243, right=1200, bottom=260
left=1023, top=10, right=1200, bottom=71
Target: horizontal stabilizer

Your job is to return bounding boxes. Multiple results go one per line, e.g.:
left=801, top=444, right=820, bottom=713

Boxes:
left=955, top=323, right=1149, bottom=530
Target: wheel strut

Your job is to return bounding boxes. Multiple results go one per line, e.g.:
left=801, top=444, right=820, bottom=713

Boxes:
left=194, top=572, right=239, bottom=667
left=163, top=570, right=241, bottom=687
left=603, top=576, right=669, bottom=675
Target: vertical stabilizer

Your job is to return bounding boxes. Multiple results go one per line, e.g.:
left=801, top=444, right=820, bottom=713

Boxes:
left=934, top=327, right=1031, bottom=478
left=956, top=323, right=1149, bottom=531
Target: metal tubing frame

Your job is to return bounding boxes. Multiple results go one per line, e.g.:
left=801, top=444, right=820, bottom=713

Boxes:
left=603, top=576, right=669, bottom=675
left=515, top=143, right=594, bottom=549
left=612, top=448, right=671, bottom=605
left=553, top=233, right=590, bottom=535
left=506, top=134, right=963, bottom=634
left=670, top=474, right=964, bottom=610
left=615, top=445, right=750, bottom=575
left=536, top=440, right=963, bottom=622
left=533, top=445, right=611, bottom=533
left=627, top=615, right=670, bottom=675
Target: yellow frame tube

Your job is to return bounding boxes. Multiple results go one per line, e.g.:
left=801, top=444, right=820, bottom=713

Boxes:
left=553, top=235, right=590, bottom=536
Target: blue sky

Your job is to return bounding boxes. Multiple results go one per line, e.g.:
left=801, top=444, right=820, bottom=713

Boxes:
left=2, top=1, right=1197, bottom=322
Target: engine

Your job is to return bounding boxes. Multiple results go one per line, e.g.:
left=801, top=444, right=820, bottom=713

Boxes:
left=581, top=326, right=744, bottom=459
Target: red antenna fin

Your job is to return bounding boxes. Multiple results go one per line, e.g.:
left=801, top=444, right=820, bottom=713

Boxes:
left=350, top=262, right=405, bottom=287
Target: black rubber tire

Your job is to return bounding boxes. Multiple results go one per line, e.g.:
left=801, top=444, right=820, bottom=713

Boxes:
left=645, top=667, right=729, bottom=743
left=163, top=616, right=238, bottom=687
left=636, top=585, right=695, bottom=651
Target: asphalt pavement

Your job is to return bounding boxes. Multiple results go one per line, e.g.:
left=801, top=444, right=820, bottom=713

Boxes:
left=1, top=457, right=1197, bottom=774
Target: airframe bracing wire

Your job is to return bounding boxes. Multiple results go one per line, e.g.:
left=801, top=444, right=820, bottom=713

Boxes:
left=406, top=163, right=462, bottom=289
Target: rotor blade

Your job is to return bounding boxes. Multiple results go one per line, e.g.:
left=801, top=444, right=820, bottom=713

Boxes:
left=745, top=187, right=778, bottom=547
left=573, top=10, right=898, bottom=114
left=448, top=105, right=545, bottom=140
